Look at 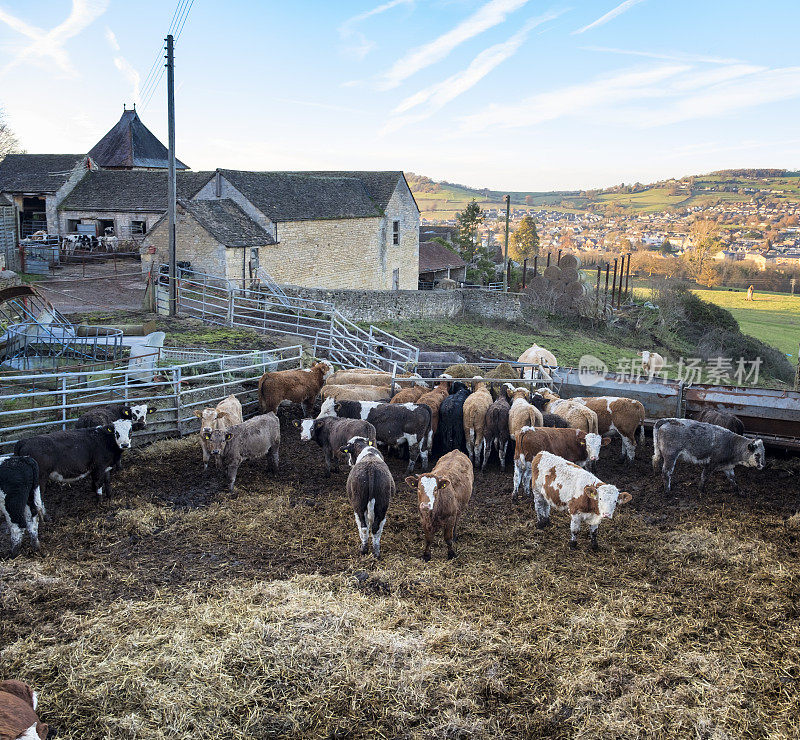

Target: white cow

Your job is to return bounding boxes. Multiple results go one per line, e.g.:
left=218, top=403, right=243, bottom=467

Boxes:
left=518, top=344, right=557, bottom=380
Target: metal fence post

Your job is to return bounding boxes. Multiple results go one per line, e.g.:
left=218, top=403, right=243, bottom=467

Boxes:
left=61, top=376, right=67, bottom=430
left=173, top=366, right=182, bottom=436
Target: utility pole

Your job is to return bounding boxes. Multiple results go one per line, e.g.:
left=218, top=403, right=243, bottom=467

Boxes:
left=166, top=34, right=177, bottom=316
left=503, top=194, right=510, bottom=292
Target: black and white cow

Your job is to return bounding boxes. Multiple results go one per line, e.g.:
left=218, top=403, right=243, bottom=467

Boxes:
left=340, top=436, right=394, bottom=558
left=294, top=416, right=377, bottom=477
left=652, top=418, right=765, bottom=493
left=0, top=455, right=43, bottom=557
left=318, top=397, right=432, bottom=472
left=75, top=403, right=155, bottom=432
left=14, top=420, right=133, bottom=505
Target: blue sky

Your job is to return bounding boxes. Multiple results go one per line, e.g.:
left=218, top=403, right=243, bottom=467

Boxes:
left=1, top=0, right=799, bottom=190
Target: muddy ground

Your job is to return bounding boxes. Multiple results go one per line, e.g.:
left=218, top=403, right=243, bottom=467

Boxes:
left=2, top=406, right=800, bottom=739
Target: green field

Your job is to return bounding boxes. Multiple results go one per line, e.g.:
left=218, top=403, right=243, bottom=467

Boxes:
left=692, top=288, right=800, bottom=358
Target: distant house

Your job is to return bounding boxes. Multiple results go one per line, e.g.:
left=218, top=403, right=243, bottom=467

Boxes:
left=418, top=239, right=466, bottom=285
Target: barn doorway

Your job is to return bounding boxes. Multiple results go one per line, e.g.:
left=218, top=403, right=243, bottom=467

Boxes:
left=20, top=197, right=47, bottom=237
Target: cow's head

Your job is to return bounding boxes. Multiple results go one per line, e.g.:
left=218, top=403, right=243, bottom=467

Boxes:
left=105, top=419, right=133, bottom=449
left=744, top=439, right=765, bottom=469
left=202, top=428, right=234, bottom=457
left=406, top=474, right=449, bottom=513
left=581, top=433, right=610, bottom=462
left=340, top=436, right=376, bottom=467
left=293, top=418, right=317, bottom=441
left=317, top=397, right=338, bottom=418
left=316, top=361, right=335, bottom=382
left=510, top=387, right=530, bottom=403
left=126, top=403, right=155, bottom=430
left=194, top=407, right=219, bottom=433
left=585, top=483, right=631, bottom=519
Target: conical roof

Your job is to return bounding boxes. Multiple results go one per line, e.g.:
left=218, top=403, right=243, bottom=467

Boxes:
left=88, top=108, right=188, bottom=170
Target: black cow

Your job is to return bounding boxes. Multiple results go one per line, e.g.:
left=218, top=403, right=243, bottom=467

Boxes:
left=652, top=418, right=765, bottom=493
left=340, top=436, right=394, bottom=558
left=0, top=455, right=43, bottom=556
left=14, top=420, right=133, bottom=505
left=693, top=408, right=745, bottom=435
left=482, top=393, right=511, bottom=472
left=542, top=412, right=570, bottom=428
left=435, top=381, right=470, bottom=455
left=318, top=397, right=432, bottom=472
left=76, top=402, right=155, bottom=432
left=294, top=416, right=377, bottom=476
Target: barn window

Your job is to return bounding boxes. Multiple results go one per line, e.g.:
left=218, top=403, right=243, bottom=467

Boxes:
left=66, top=219, right=80, bottom=233
left=131, top=220, right=147, bottom=235
left=392, top=220, right=400, bottom=245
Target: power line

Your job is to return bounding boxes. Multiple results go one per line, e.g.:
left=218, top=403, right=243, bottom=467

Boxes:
left=138, top=0, right=188, bottom=105
left=175, top=0, right=196, bottom=40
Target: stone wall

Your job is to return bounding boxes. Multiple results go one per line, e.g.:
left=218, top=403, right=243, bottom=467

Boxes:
left=282, top=285, right=523, bottom=323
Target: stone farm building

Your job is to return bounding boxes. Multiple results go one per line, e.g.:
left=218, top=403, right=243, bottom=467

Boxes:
left=0, top=108, right=420, bottom=290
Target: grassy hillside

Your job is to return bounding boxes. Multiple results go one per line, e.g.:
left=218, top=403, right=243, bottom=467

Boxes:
left=410, top=170, right=800, bottom=219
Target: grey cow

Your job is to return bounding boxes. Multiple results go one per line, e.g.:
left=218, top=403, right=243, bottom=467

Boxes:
left=202, top=413, right=280, bottom=491
left=652, top=418, right=765, bottom=493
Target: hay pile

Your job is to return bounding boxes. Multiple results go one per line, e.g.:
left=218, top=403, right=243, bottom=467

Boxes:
left=2, top=425, right=799, bottom=739
left=525, top=254, right=593, bottom=315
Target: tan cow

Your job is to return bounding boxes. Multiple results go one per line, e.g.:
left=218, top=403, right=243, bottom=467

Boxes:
left=571, top=395, right=646, bottom=463
left=406, top=449, right=473, bottom=561
left=534, top=388, right=599, bottom=434
left=390, top=385, right=428, bottom=404
left=518, top=344, right=557, bottom=380
left=507, top=386, right=544, bottom=440
left=416, top=379, right=450, bottom=438
left=194, top=394, right=244, bottom=470
left=462, top=378, right=493, bottom=467
left=258, top=361, right=333, bottom=414
left=321, top=384, right=392, bottom=403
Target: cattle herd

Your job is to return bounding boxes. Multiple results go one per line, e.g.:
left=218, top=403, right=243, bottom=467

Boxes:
left=0, top=345, right=770, bottom=564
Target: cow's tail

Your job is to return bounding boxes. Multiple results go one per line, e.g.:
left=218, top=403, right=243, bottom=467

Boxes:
left=637, top=413, right=646, bottom=446
left=651, top=423, right=661, bottom=471
left=367, top=465, right=377, bottom=533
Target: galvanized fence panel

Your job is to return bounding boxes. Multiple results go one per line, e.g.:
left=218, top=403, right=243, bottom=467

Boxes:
left=0, top=345, right=303, bottom=453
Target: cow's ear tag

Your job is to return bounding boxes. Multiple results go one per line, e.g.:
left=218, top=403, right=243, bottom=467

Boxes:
left=368, top=440, right=374, bottom=446
left=225, top=432, right=233, bottom=441
left=123, top=409, right=131, bottom=417
left=105, top=425, right=114, bottom=434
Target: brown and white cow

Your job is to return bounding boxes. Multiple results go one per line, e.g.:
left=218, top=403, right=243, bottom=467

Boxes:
left=194, top=394, right=244, bottom=471
left=571, top=395, right=646, bottom=463
left=530, top=451, right=632, bottom=550
left=639, top=350, right=665, bottom=380
left=258, top=361, right=333, bottom=414
left=507, top=386, right=544, bottom=440
left=0, top=679, right=50, bottom=739
left=512, top=427, right=609, bottom=500
left=462, top=378, right=493, bottom=467
left=405, top=449, right=473, bottom=561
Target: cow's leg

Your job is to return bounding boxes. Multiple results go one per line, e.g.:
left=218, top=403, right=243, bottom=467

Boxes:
left=202, top=443, right=210, bottom=471
left=523, top=462, right=533, bottom=499
left=444, top=520, right=457, bottom=559
left=7, top=521, right=23, bottom=558
left=323, top=447, right=332, bottom=478
left=589, top=524, right=599, bottom=551
left=481, top=438, right=491, bottom=472
left=372, top=515, right=386, bottom=559
left=32, top=485, right=46, bottom=522
left=300, top=401, right=309, bottom=417
left=24, top=505, right=40, bottom=552
left=499, top=440, right=508, bottom=473
left=512, top=458, right=523, bottom=501
left=534, top=492, right=550, bottom=528
left=569, top=516, right=582, bottom=550
left=663, top=455, right=678, bottom=493
left=354, top=511, right=369, bottom=555
left=406, top=443, right=420, bottom=474
left=723, top=468, right=740, bottom=494
left=622, top=434, right=636, bottom=464
left=270, top=446, right=280, bottom=474
left=226, top=464, right=240, bottom=493
left=699, top=464, right=711, bottom=493
left=39, top=476, right=51, bottom=522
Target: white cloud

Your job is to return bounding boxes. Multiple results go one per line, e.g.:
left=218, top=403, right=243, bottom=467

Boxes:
left=339, top=0, right=415, bottom=60
left=383, top=9, right=565, bottom=133
left=104, top=27, right=140, bottom=104
left=573, top=0, right=646, bottom=35
left=581, top=46, right=741, bottom=65
left=379, top=0, right=533, bottom=90
left=0, top=0, right=109, bottom=78
left=459, top=64, right=689, bottom=132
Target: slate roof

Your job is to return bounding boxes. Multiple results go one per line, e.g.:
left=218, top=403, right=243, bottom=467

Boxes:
left=218, top=170, right=388, bottom=221
left=0, top=193, right=12, bottom=206
left=297, top=171, right=410, bottom=212
left=419, top=240, right=466, bottom=272
left=88, top=109, right=188, bottom=170
left=59, top=170, right=214, bottom=212
left=0, top=154, right=86, bottom=193
left=179, top=198, right=275, bottom=247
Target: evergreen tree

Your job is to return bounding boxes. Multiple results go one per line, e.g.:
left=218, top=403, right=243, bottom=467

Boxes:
left=455, top=200, right=494, bottom=283
left=509, top=215, right=539, bottom=262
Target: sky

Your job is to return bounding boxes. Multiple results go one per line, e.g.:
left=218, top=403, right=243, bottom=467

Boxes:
left=0, top=0, right=799, bottom=191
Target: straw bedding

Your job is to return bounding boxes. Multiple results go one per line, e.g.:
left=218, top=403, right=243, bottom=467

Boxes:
left=1, top=410, right=799, bottom=739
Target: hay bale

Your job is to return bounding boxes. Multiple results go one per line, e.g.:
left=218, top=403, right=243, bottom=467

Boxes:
left=566, top=281, right=588, bottom=298
left=437, top=278, right=457, bottom=290
left=485, top=362, right=520, bottom=398
left=543, top=265, right=562, bottom=281
left=560, top=267, right=580, bottom=284
left=527, top=274, right=549, bottom=291
left=442, top=363, right=482, bottom=379
left=559, top=253, right=580, bottom=269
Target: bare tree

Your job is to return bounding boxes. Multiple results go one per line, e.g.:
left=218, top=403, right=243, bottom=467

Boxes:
left=0, top=107, right=22, bottom=160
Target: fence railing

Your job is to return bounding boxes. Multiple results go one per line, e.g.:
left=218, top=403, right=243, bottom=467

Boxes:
left=155, top=266, right=419, bottom=371
left=0, top=345, right=303, bottom=453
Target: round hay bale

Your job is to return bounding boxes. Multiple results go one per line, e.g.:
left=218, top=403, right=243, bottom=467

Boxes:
left=561, top=267, right=580, bottom=284
left=442, top=363, right=482, bottom=379
left=554, top=294, right=574, bottom=313
left=565, top=281, right=588, bottom=298
left=485, top=362, right=520, bottom=399
left=559, top=253, right=580, bottom=270
left=543, top=265, right=562, bottom=281
left=437, top=278, right=457, bottom=290
left=527, top=274, right=549, bottom=291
